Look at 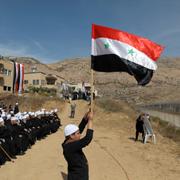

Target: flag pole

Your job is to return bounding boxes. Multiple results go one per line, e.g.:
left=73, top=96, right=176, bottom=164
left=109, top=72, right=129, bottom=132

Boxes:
left=0, top=145, right=14, bottom=163
left=90, top=24, right=94, bottom=112
left=90, top=68, right=94, bottom=112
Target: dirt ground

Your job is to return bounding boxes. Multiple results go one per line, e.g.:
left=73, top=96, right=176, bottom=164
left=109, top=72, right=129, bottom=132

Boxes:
left=0, top=100, right=179, bottom=180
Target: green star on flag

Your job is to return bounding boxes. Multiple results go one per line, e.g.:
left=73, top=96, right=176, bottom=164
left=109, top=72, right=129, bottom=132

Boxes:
left=91, top=24, right=164, bottom=86
left=104, top=42, right=110, bottom=49
left=128, top=49, right=135, bottom=56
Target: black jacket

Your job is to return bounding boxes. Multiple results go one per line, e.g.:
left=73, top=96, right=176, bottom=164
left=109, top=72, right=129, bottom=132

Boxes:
left=62, top=118, right=93, bottom=180
left=136, top=116, right=144, bottom=132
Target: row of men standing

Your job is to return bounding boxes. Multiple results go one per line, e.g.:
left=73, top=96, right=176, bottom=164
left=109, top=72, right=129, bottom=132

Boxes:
left=0, top=104, right=61, bottom=166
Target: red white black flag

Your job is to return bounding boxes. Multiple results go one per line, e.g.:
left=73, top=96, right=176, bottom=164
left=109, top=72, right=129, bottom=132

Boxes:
left=91, top=24, right=164, bottom=86
left=13, top=62, right=24, bottom=93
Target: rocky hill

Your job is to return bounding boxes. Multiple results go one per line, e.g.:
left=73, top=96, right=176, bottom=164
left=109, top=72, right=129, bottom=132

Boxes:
left=48, top=57, right=180, bottom=106
left=14, top=56, right=180, bottom=106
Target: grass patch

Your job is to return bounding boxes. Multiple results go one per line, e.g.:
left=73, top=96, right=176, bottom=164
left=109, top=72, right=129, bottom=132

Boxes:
left=95, top=98, right=124, bottom=112
left=28, top=86, right=57, bottom=96
left=0, top=94, right=64, bottom=112
left=152, top=116, right=180, bottom=143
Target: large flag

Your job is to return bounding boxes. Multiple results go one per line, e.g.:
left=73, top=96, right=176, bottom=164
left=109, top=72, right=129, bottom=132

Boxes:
left=91, top=24, right=164, bottom=86
left=18, top=63, right=24, bottom=94
left=12, top=62, right=24, bottom=93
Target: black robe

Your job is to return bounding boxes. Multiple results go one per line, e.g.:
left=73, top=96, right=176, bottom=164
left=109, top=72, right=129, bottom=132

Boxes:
left=62, top=118, right=93, bottom=180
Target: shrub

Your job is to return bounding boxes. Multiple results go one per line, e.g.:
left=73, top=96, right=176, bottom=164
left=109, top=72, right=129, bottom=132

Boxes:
left=96, top=98, right=123, bottom=112
left=28, top=86, right=57, bottom=96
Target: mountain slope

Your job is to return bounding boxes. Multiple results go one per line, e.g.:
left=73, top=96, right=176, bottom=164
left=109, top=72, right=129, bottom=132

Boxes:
left=12, top=56, right=180, bottom=105
left=48, top=57, right=180, bottom=105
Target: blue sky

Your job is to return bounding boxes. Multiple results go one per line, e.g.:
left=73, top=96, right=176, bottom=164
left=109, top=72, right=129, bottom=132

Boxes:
left=0, top=0, right=180, bottom=63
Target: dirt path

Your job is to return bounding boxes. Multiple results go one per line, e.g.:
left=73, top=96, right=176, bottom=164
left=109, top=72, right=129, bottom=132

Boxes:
left=0, top=100, right=179, bottom=180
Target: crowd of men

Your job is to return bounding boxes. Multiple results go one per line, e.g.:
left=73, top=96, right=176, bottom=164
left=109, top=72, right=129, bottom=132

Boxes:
left=0, top=102, right=61, bottom=165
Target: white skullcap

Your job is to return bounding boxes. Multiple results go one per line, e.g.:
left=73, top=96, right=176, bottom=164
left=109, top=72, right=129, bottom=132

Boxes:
left=15, top=112, right=21, bottom=118
left=36, top=112, right=40, bottom=116
left=18, top=115, right=23, bottom=120
left=64, top=124, right=79, bottom=137
left=25, top=114, right=30, bottom=119
left=16, top=102, right=18, bottom=105
left=7, top=114, right=11, bottom=120
left=1, top=113, right=6, bottom=117
left=22, top=116, right=26, bottom=120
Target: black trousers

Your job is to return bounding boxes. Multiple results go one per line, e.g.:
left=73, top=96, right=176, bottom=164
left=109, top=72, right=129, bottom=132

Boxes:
left=135, top=131, right=145, bottom=142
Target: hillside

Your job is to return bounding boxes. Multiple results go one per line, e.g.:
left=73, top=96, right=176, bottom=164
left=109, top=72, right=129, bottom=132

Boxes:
left=15, top=57, right=60, bottom=76
left=14, top=56, right=180, bottom=106
left=48, top=57, right=180, bottom=106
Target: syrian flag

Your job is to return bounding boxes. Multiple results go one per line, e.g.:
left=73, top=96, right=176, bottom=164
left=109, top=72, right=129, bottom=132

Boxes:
left=12, top=62, right=24, bottom=93
left=91, top=24, right=164, bottom=86
left=18, top=64, right=24, bottom=94
left=16, top=63, right=20, bottom=92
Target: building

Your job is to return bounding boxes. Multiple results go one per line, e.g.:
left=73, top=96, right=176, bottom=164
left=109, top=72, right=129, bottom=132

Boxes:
left=0, top=57, right=65, bottom=94
left=24, top=71, right=65, bottom=91
left=0, top=57, right=14, bottom=93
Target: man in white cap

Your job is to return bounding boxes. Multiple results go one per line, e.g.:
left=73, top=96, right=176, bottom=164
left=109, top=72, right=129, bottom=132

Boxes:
left=62, top=110, right=93, bottom=180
